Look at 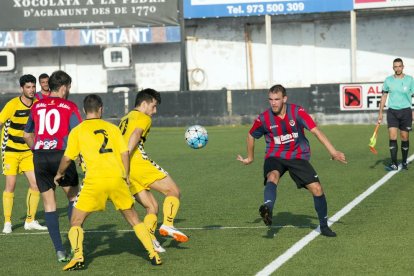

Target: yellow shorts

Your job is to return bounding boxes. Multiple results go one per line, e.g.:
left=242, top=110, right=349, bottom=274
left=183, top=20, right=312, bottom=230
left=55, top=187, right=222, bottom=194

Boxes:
left=2, top=150, right=34, bottom=175
left=129, top=155, right=167, bottom=196
left=74, top=177, right=134, bottom=212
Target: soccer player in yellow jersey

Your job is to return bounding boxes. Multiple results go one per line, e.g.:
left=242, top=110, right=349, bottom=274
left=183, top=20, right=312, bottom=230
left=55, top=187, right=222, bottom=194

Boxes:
left=0, top=74, right=47, bottom=234
left=54, top=94, right=161, bottom=271
left=119, top=89, right=188, bottom=252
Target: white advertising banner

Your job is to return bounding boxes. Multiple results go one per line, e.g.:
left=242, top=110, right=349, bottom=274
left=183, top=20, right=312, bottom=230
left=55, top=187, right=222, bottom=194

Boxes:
left=340, top=83, right=414, bottom=111
left=354, top=0, right=414, bottom=10
left=340, top=83, right=384, bottom=111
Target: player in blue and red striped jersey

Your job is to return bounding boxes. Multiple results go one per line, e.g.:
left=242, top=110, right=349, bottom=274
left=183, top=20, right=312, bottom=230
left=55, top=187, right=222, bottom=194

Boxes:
left=35, top=73, right=51, bottom=100
left=237, top=84, right=346, bottom=237
left=24, top=70, right=82, bottom=262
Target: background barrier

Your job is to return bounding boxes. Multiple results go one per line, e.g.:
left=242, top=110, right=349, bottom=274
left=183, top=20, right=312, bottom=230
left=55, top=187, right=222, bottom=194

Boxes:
left=0, top=84, right=379, bottom=126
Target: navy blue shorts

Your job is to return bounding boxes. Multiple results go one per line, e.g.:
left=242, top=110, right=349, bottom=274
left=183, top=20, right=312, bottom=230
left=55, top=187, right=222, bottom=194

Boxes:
left=387, top=108, right=412, bottom=132
left=263, top=157, right=320, bottom=189
left=33, top=150, right=79, bottom=193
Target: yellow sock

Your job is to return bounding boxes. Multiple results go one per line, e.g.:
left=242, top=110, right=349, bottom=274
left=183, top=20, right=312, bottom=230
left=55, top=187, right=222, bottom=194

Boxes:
left=26, top=188, right=40, bottom=223
left=3, top=192, right=14, bottom=223
left=68, top=226, right=84, bottom=260
left=163, top=196, right=180, bottom=226
left=144, top=214, right=158, bottom=240
left=133, top=223, right=156, bottom=257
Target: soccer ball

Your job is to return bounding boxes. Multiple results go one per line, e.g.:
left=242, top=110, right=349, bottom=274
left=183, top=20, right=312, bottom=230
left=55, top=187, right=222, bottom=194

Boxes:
left=185, top=125, right=208, bottom=149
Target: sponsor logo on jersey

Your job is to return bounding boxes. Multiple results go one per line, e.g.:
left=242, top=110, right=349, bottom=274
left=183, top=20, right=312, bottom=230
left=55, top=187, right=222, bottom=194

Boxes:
left=34, top=139, right=58, bottom=150
left=58, top=103, right=70, bottom=110
left=36, top=103, right=47, bottom=108
left=273, top=132, right=298, bottom=144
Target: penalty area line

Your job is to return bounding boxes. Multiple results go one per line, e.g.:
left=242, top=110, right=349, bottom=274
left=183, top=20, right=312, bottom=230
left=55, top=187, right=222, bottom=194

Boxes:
left=256, top=154, right=414, bottom=276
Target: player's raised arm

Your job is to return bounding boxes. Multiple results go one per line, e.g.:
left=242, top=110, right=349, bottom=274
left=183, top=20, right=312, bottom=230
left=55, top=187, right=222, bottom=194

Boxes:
left=310, top=127, right=347, bottom=164
left=237, top=134, right=255, bottom=165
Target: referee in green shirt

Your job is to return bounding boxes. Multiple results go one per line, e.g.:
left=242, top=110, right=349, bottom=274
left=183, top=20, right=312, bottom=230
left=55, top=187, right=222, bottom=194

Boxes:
left=378, top=58, right=414, bottom=170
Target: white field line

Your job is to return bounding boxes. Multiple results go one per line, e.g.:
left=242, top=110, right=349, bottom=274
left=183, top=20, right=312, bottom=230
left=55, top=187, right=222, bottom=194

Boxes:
left=256, top=154, right=414, bottom=276
left=0, top=224, right=311, bottom=237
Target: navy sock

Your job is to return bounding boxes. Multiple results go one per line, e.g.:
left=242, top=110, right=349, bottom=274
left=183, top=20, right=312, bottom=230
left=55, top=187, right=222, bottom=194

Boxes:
left=401, top=140, right=409, bottom=164
left=44, top=211, right=64, bottom=252
left=263, top=182, right=277, bottom=211
left=389, top=140, right=398, bottom=165
left=67, top=201, right=74, bottom=222
left=313, top=194, right=328, bottom=227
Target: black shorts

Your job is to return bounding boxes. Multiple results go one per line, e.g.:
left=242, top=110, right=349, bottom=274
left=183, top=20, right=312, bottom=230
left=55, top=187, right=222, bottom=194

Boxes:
left=263, top=157, right=320, bottom=189
left=387, top=108, right=413, bottom=132
left=33, top=150, right=79, bottom=193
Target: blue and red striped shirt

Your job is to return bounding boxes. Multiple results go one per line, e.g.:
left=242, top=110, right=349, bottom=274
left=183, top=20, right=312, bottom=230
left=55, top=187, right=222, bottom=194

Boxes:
left=249, top=103, right=316, bottom=160
left=25, top=97, right=82, bottom=151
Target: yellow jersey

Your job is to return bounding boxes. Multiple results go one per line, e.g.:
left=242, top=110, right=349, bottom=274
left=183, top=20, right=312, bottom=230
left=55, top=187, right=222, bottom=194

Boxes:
left=64, top=119, right=128, bottom=180
left=119, top=110, right=151, bottom=156
left=0, top=96, right=35, bottom=152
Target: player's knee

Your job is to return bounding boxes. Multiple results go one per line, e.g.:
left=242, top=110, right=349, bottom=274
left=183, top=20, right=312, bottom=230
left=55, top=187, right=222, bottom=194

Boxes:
left=170, top=187, right=181, bottom=198
left=311, top=184, right=324, bottom=196
left=266, top=172, right=279, bottom=183
left=147, top=204, right=158, bottom=214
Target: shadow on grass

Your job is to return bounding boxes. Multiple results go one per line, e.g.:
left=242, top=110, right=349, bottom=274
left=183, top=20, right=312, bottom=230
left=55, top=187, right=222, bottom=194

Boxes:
left=369, top=157, right=390, bottom=169
left=82, top=224, right=147, bottom=266
left=252, top=211, right=318, bottom=239
left=81, top=222, right=190, bottom=266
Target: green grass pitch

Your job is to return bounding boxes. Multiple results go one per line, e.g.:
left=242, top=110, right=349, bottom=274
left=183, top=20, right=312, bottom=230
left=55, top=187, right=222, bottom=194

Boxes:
left=1, top=125, right=413, bottom=275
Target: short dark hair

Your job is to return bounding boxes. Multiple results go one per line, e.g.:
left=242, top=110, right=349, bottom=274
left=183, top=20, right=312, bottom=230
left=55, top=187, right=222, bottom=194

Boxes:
left=83, top=94, right=103, bottom=113
left=269, top=84, right=286, bottom=97
left=134, top=88, right=161, bottom=107
left=48, top=70, right=72, bottom=92
left=38, top=73, right=49, bottom=81
left=19, top=74, right=36, bottom=87
left=393, top=58, right=403, bottom=64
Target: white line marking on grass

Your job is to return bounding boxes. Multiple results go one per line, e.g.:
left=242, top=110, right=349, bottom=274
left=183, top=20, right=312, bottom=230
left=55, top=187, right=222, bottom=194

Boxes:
left=0, top=225, right=311, bottom=237
left=256, top=155, right=414, bottom=276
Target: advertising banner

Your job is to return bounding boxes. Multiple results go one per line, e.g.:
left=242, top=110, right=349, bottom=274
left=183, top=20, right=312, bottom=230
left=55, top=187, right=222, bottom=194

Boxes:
left=339, top=82, right=414, bottom=111
left=0, top=0, right=178, bottom=31
left=0, top=26, right=180, bottom=48
left=340, top=83, right=385, bottom=111
left=354, top=0, right=414, bottom=9
left=184, top=0, right=353, bottom=18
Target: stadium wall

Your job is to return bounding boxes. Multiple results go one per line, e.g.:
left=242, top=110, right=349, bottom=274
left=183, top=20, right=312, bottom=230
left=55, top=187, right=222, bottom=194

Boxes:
left=1, top=8, right=414, bottom=93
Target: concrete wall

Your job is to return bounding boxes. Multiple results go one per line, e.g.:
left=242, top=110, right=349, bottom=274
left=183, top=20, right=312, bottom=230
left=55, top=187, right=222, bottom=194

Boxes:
left=186, top=8, right=414, bottom=90
left=1, top=8, right=414, bottom=94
